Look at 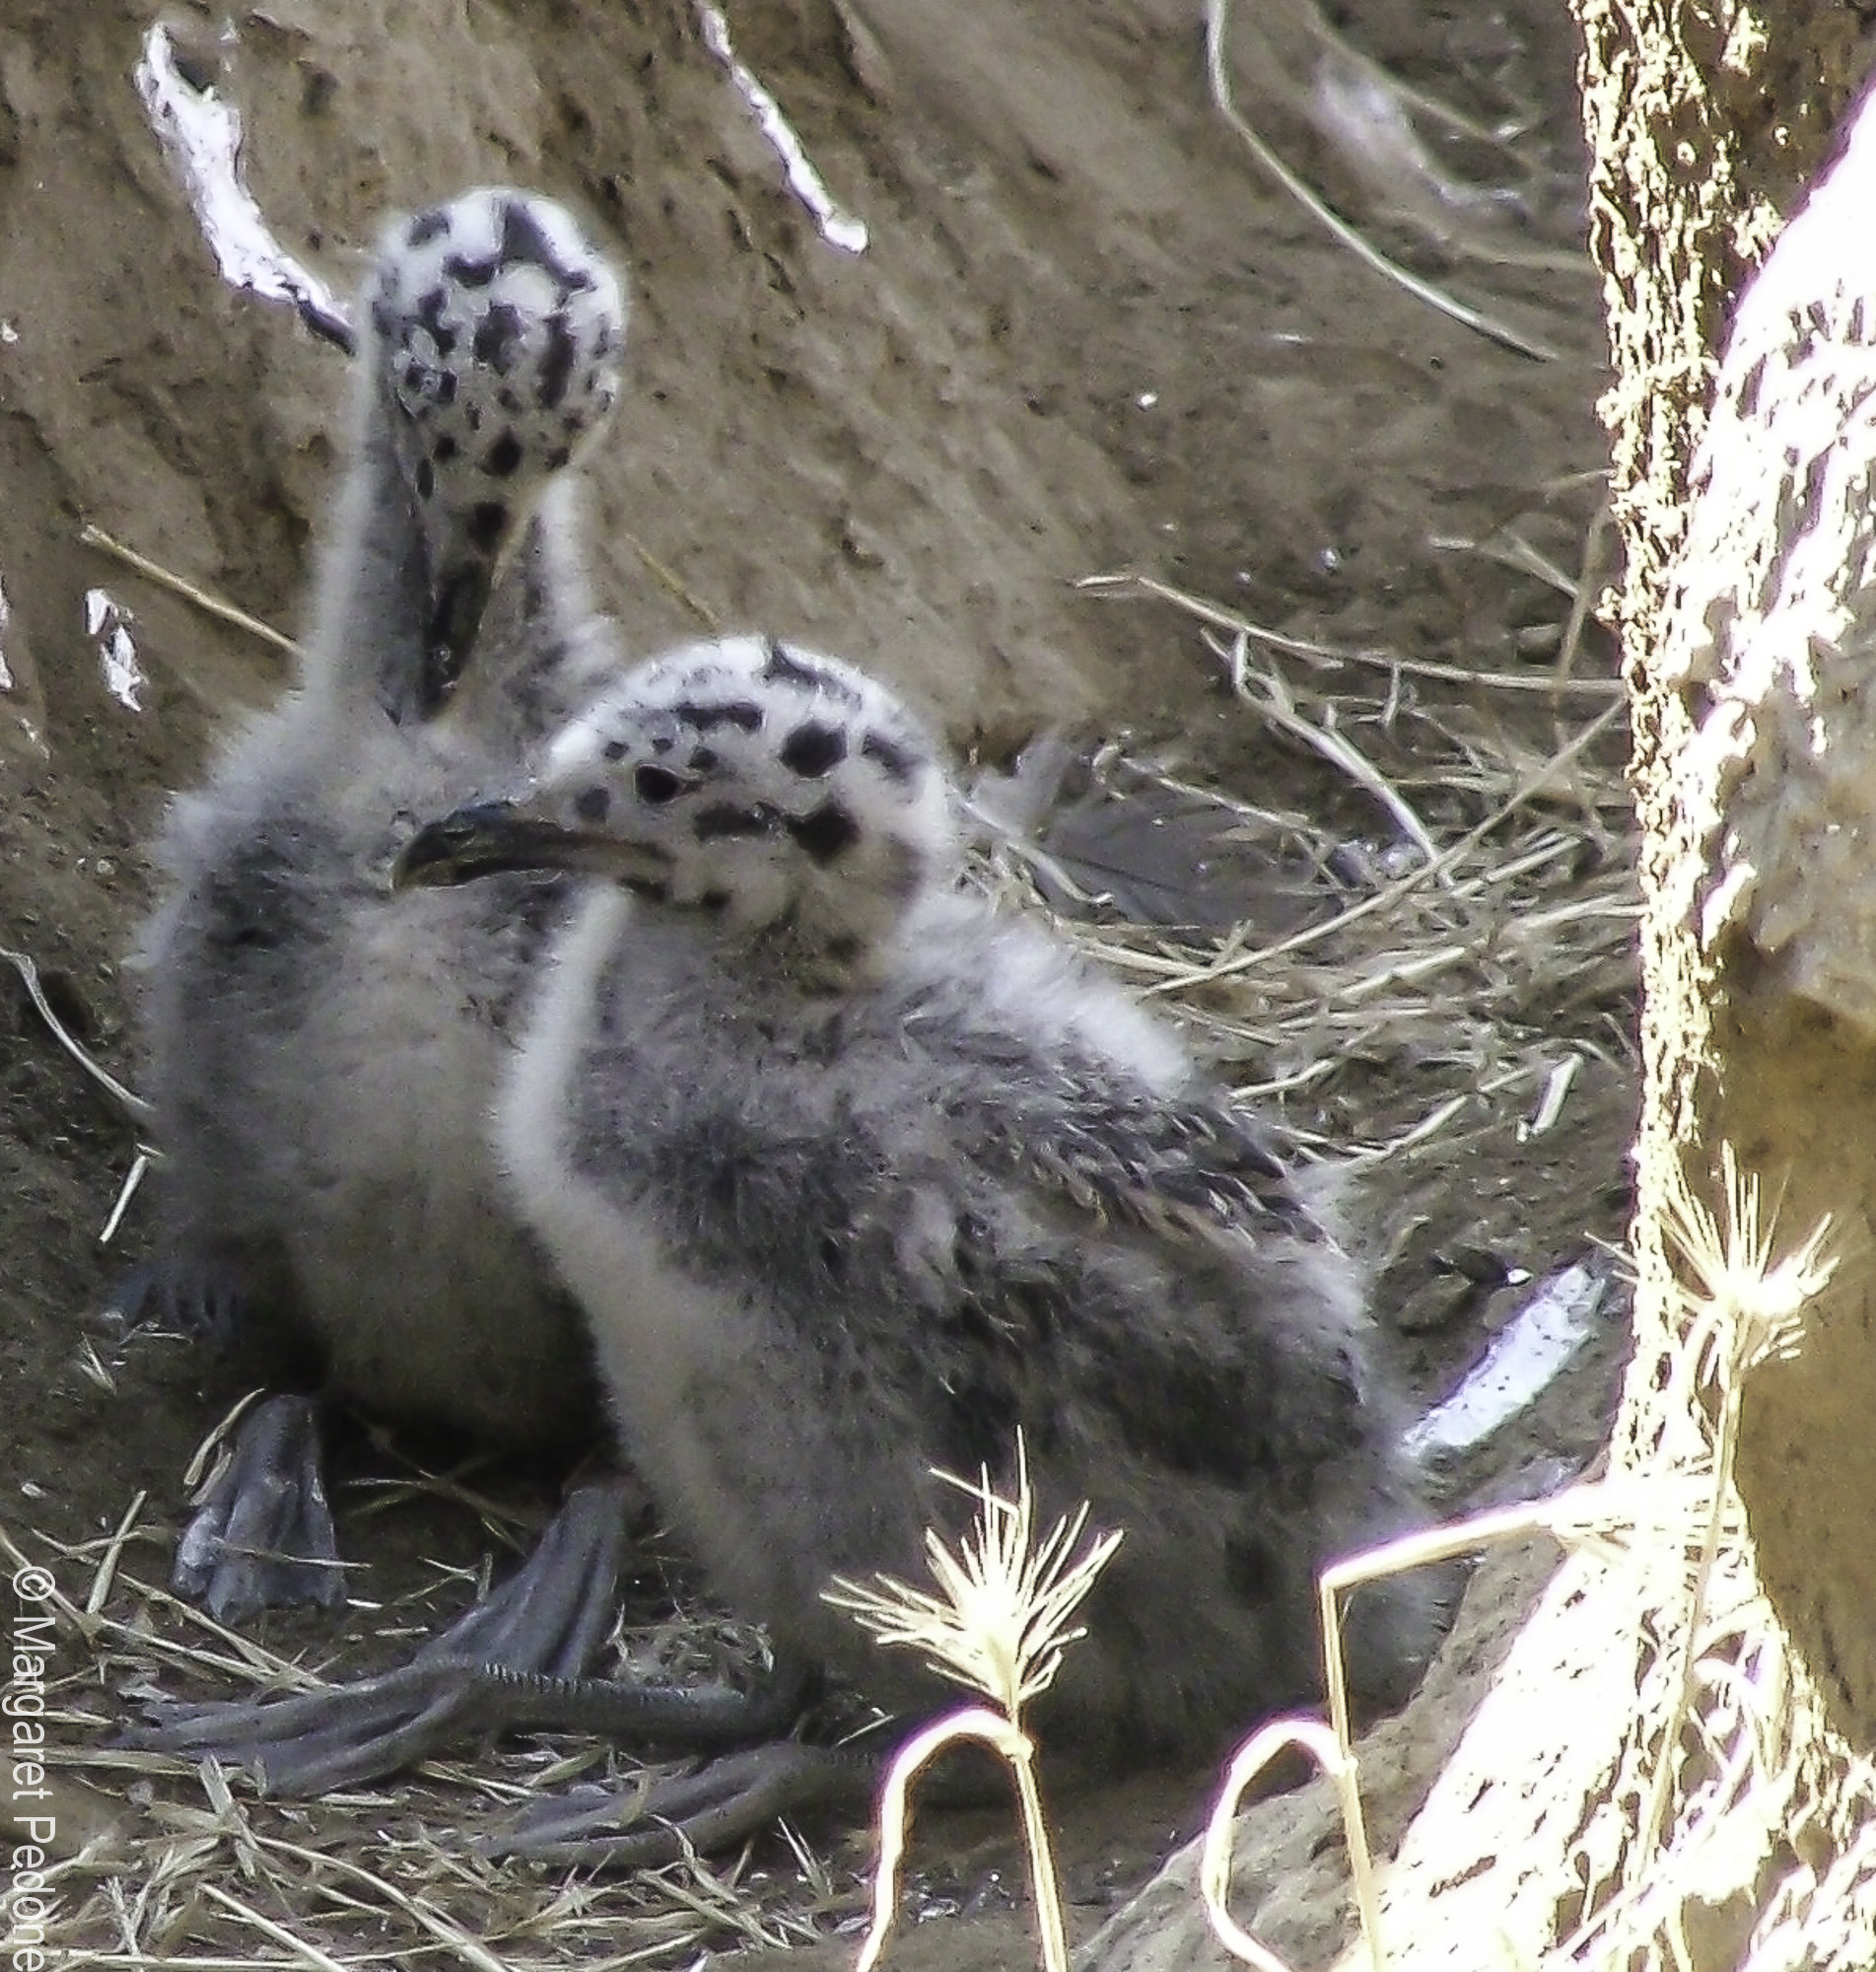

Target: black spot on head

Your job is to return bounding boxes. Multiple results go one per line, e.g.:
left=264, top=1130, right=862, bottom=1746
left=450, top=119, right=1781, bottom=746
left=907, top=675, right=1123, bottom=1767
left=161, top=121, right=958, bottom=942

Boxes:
left=673, top=698, right=763, bottom=734
left=484, top=431, right=523, bottom=476
left=824, top=933, right=863, bottom=969
left=546, top=444, right=572, bottom=471
left=443, top=252, right=501, bottom=289
left=574, top=785, right=610, bottom=824
left=861, top=730, right=921, bottom=784
left=402, top=360, right=426, bottom=395
left=694, top=803, right=776, bottom=841
left=468, top=502, right=509, bottom=551
left=760, top=639, right=830, bottom=693
left=412, top=288, right=457, bottom=354
left=406, top=208, right=451, bottom=247
left=473, top=303, right=524, bottom=374
left=688, top=745, right=719, bottom=771
left=437, top=372, right=458, bottom=407
left=499, top=387, right=521, bottom=413
left=413, top=458, right=435, bottom=500
left=635, top=763, right=683, bottom=805
left=700, top=888, right=732, bottom=914
left=787, top=802, right=860, bottom=865
left=780, top=721, right=848, bottom=778
left=498, top=198, right=569, bottom=280
left=602, top=739, right=629, bottom=762
left=433, top=434, right=458, bottom=462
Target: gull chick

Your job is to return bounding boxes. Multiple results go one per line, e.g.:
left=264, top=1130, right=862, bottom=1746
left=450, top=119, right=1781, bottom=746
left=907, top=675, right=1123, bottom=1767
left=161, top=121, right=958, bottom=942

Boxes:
left=400, top=634, right=1444, bottom=1762
left=132, top=187, right=627, bottom=1618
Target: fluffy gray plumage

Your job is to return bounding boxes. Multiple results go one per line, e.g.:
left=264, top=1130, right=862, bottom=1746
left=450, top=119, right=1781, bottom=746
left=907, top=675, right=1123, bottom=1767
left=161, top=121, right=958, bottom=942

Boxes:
left=135, top=188, right=626, bottom=1451
left=401, top=635, right=1443, bottom=1758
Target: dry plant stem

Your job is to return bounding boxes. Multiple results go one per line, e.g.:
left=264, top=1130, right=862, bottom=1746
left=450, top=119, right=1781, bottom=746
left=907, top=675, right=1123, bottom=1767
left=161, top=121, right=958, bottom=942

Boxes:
left=197, top=1882, right=351, bottom=1972
left=853, top=1708, right=1069, bottom=1972
left=1201, top=1717, right=1379, bottom=1972
left=1, top=944, right=153, bottom=1121
left=836, top=1445, right=1115, bottom=1972
left=1011, top=1748, right=1070, bottom=1972
left=1215, top=628, right=1447, bottom=880
left=1202, top=0, right=1561, bottom=363
left=98, top=1148, right=154, bottom=1243
left=182, top=1390, right=270, bottom=1489
left=9, top=1514, right=316, bottom=1684
left=1297, top=0, right=1507, bottom=149
left=1151, top=695, right=1625, bottom=992
left=84, top=1490, right=147, bottom=1617
left=1629, top=1370, right=1744, bottom=1893
left=1625, top=1153, right=1835, bottom=1900
left=1201, top=1477, right=1733, bottom=1972
left=1551, top=502, right=1613, bottom=696
left=79, top=522, right=299, bottom=657
left=254, top=1833, right=516, bottom=1972
left=1077, top=568, right=1623, bottom=698
left=1433, top=527, right=1580, bottom=598
left=618, top=526, right=721, bottom=630
left=81, top=517, right=723, bottom=658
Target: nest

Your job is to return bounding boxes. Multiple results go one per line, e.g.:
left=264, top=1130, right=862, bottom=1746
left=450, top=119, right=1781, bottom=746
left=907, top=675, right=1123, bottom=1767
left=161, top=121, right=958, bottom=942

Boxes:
left=5, top=495, right=1643, bottom=1969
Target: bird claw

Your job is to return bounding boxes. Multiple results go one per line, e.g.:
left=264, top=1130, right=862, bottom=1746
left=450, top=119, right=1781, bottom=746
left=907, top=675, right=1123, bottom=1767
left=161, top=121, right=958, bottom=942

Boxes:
left=129, top=1479, right=639, bottom=1794
left=481, top=1740, right=878, bottom=1866
left=109, top=1251, right=256, bottom=1350
left=172, top=1393, right=346, bottom=1622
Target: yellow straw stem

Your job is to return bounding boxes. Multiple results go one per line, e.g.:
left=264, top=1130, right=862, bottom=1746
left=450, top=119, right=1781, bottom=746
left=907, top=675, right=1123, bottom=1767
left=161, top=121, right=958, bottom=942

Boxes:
left=1010, top=1737, right=1071, bottom=1972
left=855, top=1708, right=1028, bottom=1972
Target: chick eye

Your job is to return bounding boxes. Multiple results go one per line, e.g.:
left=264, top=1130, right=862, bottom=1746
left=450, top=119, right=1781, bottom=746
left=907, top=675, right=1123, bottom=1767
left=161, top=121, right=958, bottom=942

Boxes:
left=635, top=763, right=683, bottom=805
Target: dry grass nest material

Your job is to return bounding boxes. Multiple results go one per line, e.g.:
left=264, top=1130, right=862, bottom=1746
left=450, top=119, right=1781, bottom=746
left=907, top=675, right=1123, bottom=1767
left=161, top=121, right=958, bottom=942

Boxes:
left=13, top=520, right=1637, bottom=1968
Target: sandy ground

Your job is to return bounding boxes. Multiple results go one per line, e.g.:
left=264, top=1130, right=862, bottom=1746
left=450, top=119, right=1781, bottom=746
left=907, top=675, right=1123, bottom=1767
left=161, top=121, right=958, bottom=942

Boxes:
left=0, top=2, right=1631, bottom=1966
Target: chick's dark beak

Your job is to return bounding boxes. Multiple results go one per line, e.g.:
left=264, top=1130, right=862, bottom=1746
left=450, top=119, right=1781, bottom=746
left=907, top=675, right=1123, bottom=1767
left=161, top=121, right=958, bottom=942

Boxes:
left=416, top=553, right=501, bottom=716
left=396, top=492, right=521, bottom=722
left=393, top=801, right=577, bottom=888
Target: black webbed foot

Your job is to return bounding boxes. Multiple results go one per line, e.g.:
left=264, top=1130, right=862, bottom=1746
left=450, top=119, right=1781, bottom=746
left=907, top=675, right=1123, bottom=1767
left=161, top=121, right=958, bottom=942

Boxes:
left=172, top=1393, right=345, bottom=1622
left=482, top=1739, right=880, bottom=1866
left=121, top=1652, right=808, bottom=1798
left=126, top=1479, right=683, bottom=1794
left=109, top=1251, right=257, bottom=1351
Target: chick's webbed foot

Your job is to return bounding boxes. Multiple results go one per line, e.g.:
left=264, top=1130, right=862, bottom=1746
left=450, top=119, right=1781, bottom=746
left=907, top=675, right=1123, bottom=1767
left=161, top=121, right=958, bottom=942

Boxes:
left=112, top=1255, right=342, bottom=1621
left=484, top=1740, right=881, bottom=1866
left=122, top=1479, right=728, bottom=1795
left=126, top=1646, right=809, bottom=1799
left=173, top=1394, right=345, bottom=1622
left=110, top=1250, right=260, bottom=1352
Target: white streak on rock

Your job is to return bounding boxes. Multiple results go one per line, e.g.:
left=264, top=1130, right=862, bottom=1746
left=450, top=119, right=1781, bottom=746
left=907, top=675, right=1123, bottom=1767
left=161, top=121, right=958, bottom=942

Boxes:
left=698, top=3, right=869, bottom=254
left=134, top=23, right=347, bottom=329
left=1403, top=1262, right=1610, bottom=1460
left=86, top=588, right=147, bottom=712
